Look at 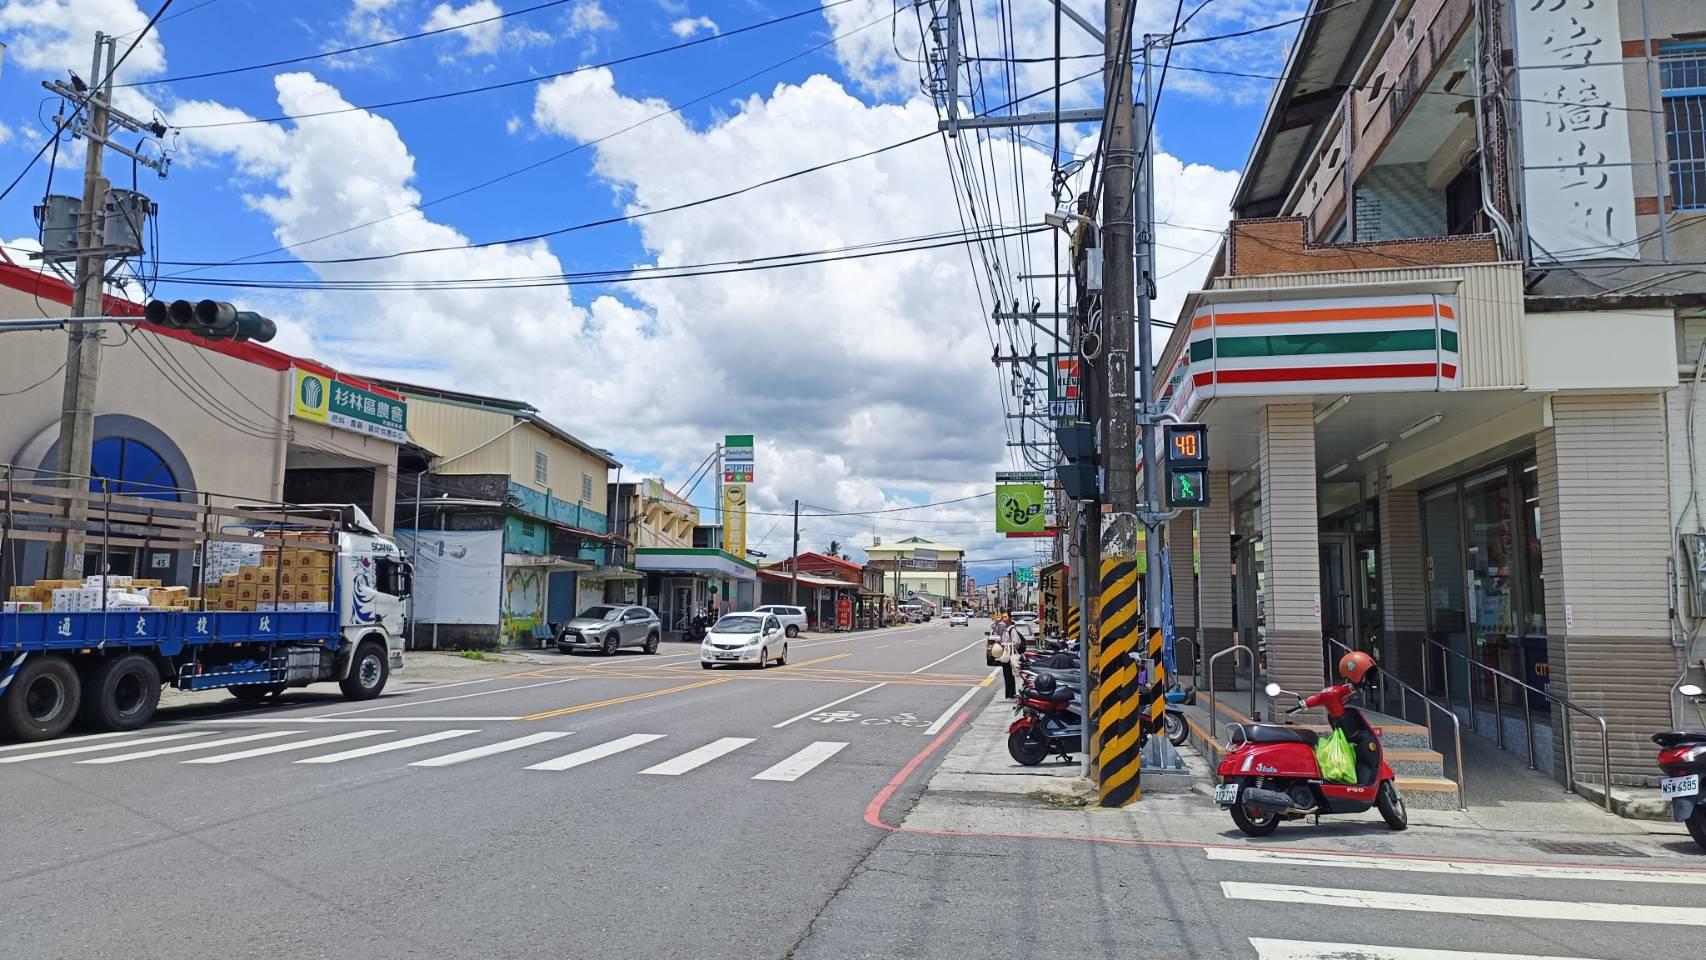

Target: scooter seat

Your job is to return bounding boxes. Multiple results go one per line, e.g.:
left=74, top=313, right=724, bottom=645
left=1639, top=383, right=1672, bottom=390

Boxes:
left=1245, top=724, right=1318, bottom=746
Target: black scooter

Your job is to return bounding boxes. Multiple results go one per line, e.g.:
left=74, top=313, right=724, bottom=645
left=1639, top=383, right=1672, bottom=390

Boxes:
left=683, top=613, right=710, bottom=644
left=1655, top=682, right=1706, bottom=851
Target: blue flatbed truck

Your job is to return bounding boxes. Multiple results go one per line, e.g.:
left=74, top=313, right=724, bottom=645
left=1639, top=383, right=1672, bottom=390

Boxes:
left=0, top=487, right=412, bottom=742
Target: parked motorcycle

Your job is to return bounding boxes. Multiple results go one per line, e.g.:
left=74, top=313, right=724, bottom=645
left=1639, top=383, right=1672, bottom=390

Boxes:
left=1215, top=651, right=1407, bottom=836
left=1654, top=682, right=1706, bottom=851
left=683, top=613, right=710, bottom=644
left=1008, top=673, right=1083, bottom=766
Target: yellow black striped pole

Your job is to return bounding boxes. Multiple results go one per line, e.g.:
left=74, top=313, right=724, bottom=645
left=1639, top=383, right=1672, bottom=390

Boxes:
left=1094, top=557, right=1143, bottom=807
left=1064, top=599, right=1081, bottom=642
left=1142, top=626, right=1166, bottom=741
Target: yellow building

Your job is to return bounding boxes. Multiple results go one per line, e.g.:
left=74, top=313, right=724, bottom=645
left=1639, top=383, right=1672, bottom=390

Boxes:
left=864, top=537, right=966, bottom=605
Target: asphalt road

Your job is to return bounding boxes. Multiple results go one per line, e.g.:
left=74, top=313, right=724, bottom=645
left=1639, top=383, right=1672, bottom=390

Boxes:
left=2, top=619, right=998, bottom=960
left=7, top=619, right=1698, bottom=960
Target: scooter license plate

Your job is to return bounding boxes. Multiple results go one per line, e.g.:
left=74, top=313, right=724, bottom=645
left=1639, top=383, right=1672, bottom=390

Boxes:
left=1663, top=774, right=1699, bottom=798
left=1214, top=783, right=1239, bottom=804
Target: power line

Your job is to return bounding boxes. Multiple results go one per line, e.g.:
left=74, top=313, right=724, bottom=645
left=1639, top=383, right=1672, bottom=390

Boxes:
left=157, top=8, right=895, bottom=280
left=0, top=0, right=174, bottom=203
left=112, top=0, right=224, bottom=40
left=140, top=223, right=1049, bottom=292
left=169, top=0, right=855, bottom=127
left=742, top=492, right=996, bottom=518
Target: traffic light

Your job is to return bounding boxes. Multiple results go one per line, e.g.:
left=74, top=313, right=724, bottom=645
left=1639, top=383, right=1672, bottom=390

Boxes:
left=1163, top=423, right=1209, bottom=509
left=1055, top=423, right=1099, bottom=501
left=144, top=299, right=277, bottom=344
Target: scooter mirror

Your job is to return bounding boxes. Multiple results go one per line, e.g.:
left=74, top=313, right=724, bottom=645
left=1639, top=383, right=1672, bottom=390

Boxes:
left=1264, top=682, right=1283, bottom=697
left=1682, top=684, right=1704, bottom=697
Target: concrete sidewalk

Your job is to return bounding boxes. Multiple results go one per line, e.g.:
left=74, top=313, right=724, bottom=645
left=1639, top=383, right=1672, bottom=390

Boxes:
left=914, top=686, right=1700, bottom=862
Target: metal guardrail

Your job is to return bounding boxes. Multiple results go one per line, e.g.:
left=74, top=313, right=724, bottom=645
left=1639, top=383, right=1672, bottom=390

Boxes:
left=1204, top=644, right=1257, bottom=742
left=1328, top=637, right=1468, bottom=811
left=1422, top=638, right=1611, bottom=812
left=1175, top=634, right=1200, bottom=681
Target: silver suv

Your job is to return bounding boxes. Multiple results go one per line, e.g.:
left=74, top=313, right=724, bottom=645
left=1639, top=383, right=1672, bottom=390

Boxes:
left=558, top=605, right=662, bottom=655
left=753, top=604, right=808, bottom=637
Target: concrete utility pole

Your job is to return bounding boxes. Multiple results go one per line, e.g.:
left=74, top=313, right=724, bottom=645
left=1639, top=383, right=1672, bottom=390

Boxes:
left=1136, top=38, right=1169, bottom=760
left=1089, top=0, right=1146, bottom=809
left=48, top=34, right=116, bottom=577
left=790, top=499, right=800, bottom=605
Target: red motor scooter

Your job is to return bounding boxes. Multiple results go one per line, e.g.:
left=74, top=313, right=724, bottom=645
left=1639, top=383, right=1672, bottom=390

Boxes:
left=1214, top=651, right=1408, bottom=836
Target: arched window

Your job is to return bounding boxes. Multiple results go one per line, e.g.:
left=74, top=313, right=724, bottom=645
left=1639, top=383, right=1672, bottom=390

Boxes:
left=89, top=437, right=178, bottom=500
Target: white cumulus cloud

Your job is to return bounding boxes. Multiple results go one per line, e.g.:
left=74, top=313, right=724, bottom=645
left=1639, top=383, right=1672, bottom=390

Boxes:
left=669, top=15, right=717, bottom=39
left=423, top=0, right=504, bottom=56
left=567, top=0, right=614, bottom=35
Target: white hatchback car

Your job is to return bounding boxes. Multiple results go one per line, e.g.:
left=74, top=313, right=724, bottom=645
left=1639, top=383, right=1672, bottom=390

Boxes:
left=948, top=612, right=970, bottom=627
left=700, top=612, right=789, bottom=669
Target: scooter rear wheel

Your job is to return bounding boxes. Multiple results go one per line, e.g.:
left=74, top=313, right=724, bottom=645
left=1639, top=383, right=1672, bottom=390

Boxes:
left=1008, top=727, right=1049, bottom=766
left=1377, top=780, right=1408, bottom=831
left=1164, top=711, right=1187, bottom=746
left=1230, top=781, right=1281, bottom=837
left=1687, top=807, right=1706, bottom=852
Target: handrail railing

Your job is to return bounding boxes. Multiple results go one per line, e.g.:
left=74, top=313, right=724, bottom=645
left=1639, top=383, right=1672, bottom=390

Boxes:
left=1205, top=644, right=1257, bottom=742
left=1176, top=634, right=1200, bottom=682
left=1328, top=637, right=1468, bottom=810
left=1422, top=638, right=1611, bottom=812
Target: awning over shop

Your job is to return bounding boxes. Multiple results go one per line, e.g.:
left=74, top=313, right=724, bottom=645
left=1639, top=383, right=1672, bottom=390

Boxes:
left=578, top=565, right=643, bottom=581
left=635, top=548, right=757, bottom=581
left=758, top=569, right=859, bottom=590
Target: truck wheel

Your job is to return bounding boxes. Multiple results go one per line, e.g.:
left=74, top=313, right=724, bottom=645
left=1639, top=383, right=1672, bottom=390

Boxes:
left=339, top=640, right=389, bottom=701
left=2, top=655, right=81, bottom=742
left=78, top=654, right=161, bottom=732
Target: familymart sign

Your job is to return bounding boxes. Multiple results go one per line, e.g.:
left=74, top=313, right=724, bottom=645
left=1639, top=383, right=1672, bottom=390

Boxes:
left=292, top=368, right=409, bottom=443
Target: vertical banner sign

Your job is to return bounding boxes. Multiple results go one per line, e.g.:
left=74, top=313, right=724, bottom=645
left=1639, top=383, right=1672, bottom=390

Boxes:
left=722, top=435, right=754, bottom=559
left=1048, top=354, right=1083, bottom=422
left=1514, top=0, right=1638, bottom=261
left=1039, top=561, right=1065, bottom=638
left=995, top=482, right=1047, bottom=535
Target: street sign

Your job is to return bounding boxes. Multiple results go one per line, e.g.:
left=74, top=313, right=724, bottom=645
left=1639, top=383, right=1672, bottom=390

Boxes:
left=995, top=482, right=1047, bottom=534
left=1163, top=423, right=1210, bottom=509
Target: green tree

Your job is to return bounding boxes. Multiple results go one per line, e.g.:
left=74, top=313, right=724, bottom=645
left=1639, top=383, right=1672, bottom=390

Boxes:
left=825, top=540, right=843, bottom=559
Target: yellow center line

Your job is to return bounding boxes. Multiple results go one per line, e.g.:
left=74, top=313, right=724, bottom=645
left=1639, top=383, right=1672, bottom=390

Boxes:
left=520, top=677, right=730, bottom=721
left=775, top=653, right=850, bottom=670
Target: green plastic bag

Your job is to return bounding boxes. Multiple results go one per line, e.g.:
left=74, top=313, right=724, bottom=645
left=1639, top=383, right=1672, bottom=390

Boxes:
left=1315, top=728, right=1356, bottom=784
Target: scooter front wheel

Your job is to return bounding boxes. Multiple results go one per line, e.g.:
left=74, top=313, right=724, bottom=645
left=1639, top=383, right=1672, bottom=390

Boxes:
left=1165, top=711, right=1188, bottom=746
left=1377, top=780, right=1408, bottom=831
left=1008, top=727, right=1049, bottom=766
left=1230, top=781, right=1281, bottom=837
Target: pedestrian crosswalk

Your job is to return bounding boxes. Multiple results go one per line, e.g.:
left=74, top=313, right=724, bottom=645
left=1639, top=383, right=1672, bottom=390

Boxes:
left=1213, top=846, right=1706, bottom=959
left=1, top=725, right=853, bottom=783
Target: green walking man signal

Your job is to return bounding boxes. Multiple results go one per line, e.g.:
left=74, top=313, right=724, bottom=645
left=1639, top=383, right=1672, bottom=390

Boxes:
left=1163, top=423, right=1209, bottom=509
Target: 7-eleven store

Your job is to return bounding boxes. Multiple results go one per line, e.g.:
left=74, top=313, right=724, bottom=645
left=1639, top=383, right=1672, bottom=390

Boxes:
left=1155, top=258, right=1689, bottom=791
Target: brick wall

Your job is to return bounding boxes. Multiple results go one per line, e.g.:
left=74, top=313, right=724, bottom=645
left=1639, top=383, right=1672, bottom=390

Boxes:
left=1228, top=218, right=1500, bottom=277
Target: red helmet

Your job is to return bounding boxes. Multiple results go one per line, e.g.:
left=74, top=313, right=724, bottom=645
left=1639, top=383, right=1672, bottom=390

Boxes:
left=1339, top=650, right=1376, bottom=684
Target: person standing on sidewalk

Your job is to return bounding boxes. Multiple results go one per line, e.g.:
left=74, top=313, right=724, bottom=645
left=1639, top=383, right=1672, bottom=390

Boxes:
left=999, top=614, right=1025, bottom=699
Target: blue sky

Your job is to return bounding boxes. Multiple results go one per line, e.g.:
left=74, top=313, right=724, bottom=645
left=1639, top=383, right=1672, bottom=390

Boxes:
left=0, top=0, right=1301, bottom=582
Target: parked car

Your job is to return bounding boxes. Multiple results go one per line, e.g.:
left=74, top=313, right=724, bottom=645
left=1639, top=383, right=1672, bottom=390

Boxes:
left=700, top=612, right=789, bottom=669
left=753, top=604, right=808, bottom=637
left=948, top=612, right=970, bottom=627
left=558, top=605, right=661, bottom=655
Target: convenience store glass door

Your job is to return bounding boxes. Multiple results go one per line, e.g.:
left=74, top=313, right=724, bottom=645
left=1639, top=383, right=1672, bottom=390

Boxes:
left=1463, top=465, right=1522, bottom=705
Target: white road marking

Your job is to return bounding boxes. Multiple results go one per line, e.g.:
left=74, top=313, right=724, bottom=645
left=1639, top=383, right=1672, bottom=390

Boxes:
left=1250, top=939, right=1597, bottom=960
left=752, top=741, right=848, bottom=782
left=773, top=683, right=887, bottom=729
left=319, top=678, right=577, bottom=716
left=1208, top=847, right=1706, bottom=885
left=385, top=678, right=493, bottom=695
left=410, top=731, right=572, bottom=767
left=184, top=730, right=392, bottom=764
left=0, top=731, right=212, bottom=763
left=198, top=716, right=523, bottom=724
left=80, top=731, right=296, bottom=764
left=0, top=730, right=137, bottom=754
left=1221, top=881, right=1706, bottom=926
left=640, top=737, right=753, bottom=776
left=924, top=677, right=991, bottom=735
left=526, top=733, right=664, bottom=771
left=296, top=729, right=481, bottom=764
left=910, top=636, right=990, bottom=674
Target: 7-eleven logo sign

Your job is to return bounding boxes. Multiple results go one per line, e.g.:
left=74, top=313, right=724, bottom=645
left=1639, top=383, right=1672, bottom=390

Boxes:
left=1053, top=356, right=1081, bottom=401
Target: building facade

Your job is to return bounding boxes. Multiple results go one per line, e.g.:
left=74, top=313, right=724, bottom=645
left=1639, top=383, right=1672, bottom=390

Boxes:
left=864, top=537, right=967, bottom=604
left=1164, top=0, right=1706, bottom=788
left=0, top=259, right=405, bottom=591
left=617, top=478, right=755, bottom=635
left=384, top=380, right=624, bottom=649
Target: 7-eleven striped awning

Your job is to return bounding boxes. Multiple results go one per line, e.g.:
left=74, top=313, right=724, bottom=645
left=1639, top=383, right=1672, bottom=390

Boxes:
left=1160, top=292, right=1458, bottom=419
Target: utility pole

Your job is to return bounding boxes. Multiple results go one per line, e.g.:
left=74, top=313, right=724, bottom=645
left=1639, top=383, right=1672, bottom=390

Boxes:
left=790, top=498, right=800, bottom=605
left=1089, top=0, right=1145, bottom=809
left=1136, top=38, right=1169, bottom=767
left=48, top=34, right=116, bottom=577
